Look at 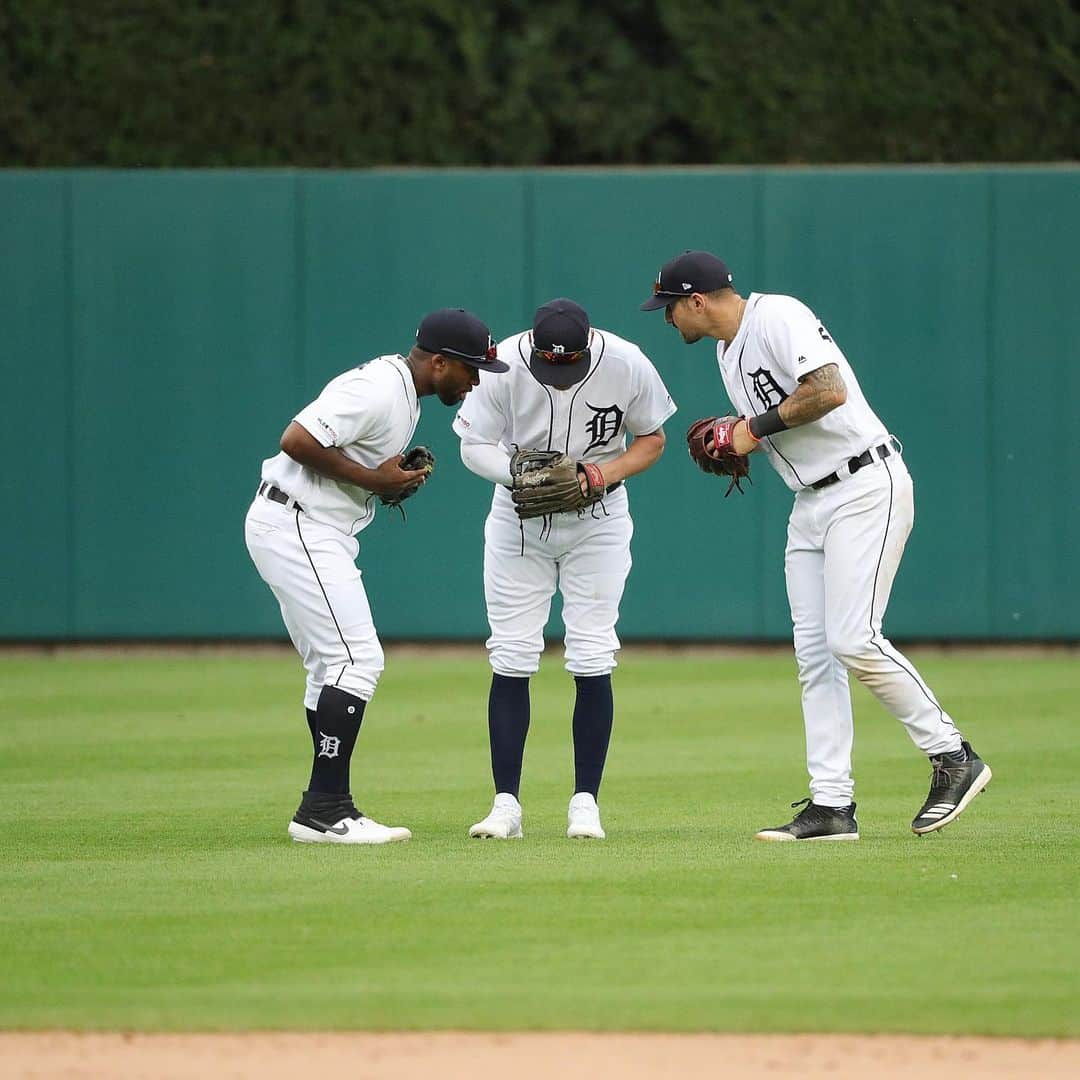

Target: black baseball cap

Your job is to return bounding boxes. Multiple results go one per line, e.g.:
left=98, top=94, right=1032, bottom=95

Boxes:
left=640, top=250, right=734, bottom=310
left=529, top=298, right=593, bottom=388
left=415, top=308, right=508, bottom=371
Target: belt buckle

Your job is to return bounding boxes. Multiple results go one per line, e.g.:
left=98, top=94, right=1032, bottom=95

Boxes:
left=260, top=483, right=291, bottom=508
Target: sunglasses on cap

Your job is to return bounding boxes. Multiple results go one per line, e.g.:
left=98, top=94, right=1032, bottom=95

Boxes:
left=652, top=281, right=693, bottom=301
left=437, top=339, right=499, bottom=364
left=532, top=345, right=589, bottom=365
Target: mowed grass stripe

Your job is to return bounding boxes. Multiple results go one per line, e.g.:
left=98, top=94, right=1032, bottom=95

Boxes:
left=0, top=652, right=1076, bottom=1035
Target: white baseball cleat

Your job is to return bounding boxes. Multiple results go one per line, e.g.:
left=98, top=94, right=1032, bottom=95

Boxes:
left=567, top=792, right=606, bottom=839
left=469, top=793, right=524, bottom=839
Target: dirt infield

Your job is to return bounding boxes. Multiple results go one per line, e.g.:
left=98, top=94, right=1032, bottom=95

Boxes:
left=3, top=1033, right=1078, bottom=1079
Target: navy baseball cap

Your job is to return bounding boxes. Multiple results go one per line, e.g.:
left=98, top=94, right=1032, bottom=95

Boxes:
left=529, top=298, right=592, bottom=388
left=640, top=250, right=734, bottom=310
left=416, top=308, right=508, bottom=371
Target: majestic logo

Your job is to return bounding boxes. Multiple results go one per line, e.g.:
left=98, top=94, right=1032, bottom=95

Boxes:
left=583, top=402, right=624, bottom=452
left=317, top=732, right=341, bottom=759
left=747, top=367, right=789, bottom=410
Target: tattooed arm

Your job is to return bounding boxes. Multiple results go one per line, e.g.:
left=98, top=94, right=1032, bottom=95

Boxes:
left=732, top=364, right=847, bottom=454
left=780, top=363, right=847, bottom=427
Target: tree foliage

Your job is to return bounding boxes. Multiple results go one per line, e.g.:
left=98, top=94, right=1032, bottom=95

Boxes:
left=1, top=0, right=1076, bottom=166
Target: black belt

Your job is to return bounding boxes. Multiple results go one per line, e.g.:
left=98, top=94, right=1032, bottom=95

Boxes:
left=810, top=438, right=901, bottom=490
left=258, top=481, right=304, bottom=511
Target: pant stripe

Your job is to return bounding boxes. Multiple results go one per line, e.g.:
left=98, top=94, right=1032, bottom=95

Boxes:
left=868, top=458, right=954, bottom=732
left=294, top=509, right=355, bottom=670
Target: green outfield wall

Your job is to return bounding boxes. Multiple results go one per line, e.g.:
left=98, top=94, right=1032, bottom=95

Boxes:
left=2, top=167, right=1077, bottom=641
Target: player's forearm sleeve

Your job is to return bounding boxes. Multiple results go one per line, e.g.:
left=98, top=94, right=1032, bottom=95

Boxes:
left=460, top=440, right=513, bottom=484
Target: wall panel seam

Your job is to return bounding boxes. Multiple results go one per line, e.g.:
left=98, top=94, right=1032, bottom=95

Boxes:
left=985, top=173, right=996, bottom=635
left=522, top=172, right=535, bottom=324
left=63, top=174, right=75, bottom=637
left=295, top=173, right=307, bottom=401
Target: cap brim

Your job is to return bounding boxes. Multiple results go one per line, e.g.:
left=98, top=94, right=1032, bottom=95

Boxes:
left=640, top=292, right=680, bottom=311
left=457, top=355, right=509, bottom=373
left=528, top=350, right=591, bottom=388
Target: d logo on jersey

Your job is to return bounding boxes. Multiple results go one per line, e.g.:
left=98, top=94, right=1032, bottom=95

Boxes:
left=747, top=368, right=789, bottom=410
left=583, top=402, right=624, bottom=452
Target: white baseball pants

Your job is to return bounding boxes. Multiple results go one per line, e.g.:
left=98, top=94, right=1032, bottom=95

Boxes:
left=785, top=452, right=962, bottom=806
left=483, top=488, right=633, bottom=677
left=245, top=496, right=384, bottom=709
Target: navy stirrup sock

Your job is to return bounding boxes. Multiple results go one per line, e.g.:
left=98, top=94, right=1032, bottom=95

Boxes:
left=488, top=673, right=531, bottom=797
left=572, top=674, right=613, bottom=798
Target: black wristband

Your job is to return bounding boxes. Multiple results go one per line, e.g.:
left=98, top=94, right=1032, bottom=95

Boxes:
left=749, top=406, right=789, bottom=439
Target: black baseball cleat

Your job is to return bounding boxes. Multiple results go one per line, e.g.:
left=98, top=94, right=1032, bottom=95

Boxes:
left=911, top=740, right=992, bottom=835
left=288, top=790, right=411, bottom=844
left=755, top=798, right=859, bottom=842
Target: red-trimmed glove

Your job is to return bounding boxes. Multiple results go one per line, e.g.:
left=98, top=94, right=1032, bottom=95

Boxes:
left=685, top=416, right=751, bottom=496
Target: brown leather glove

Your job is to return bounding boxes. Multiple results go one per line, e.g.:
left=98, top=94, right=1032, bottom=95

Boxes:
left=509, top=449, right=606, bottom=519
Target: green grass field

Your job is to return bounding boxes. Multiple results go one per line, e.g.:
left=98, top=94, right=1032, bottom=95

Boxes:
left=1, top=649, right=1076, bottom=1036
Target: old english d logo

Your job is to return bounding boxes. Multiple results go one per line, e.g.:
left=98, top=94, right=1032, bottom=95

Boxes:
left=583, top=403, right=624, bottom=452
left=747, top=368, right=788, bottom=410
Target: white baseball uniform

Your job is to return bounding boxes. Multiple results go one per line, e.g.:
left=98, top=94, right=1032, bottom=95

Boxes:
left=716, top=294, right=963, bottom=805
left=454, top=328, right=676, bottom=677
left=244, top=354, right=421, bottom=708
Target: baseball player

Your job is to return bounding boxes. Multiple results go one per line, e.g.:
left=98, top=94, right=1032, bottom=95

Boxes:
left=245, top=308, right=508, bottom=844
left=642, top=251, right=992, bottom=840
left=453, top=298, right=676, bottom=840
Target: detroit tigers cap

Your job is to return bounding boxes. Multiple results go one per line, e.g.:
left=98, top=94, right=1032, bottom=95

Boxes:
left=640, top=250, right=734, bottom=310
left=415, top=308, right=509, bottom=371
left=529, top=297, right=593, bottom=388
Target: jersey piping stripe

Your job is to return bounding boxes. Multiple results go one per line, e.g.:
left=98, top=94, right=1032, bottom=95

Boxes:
left=517, top=335, right=556, bottom=450
left=564, top=331, right=606, bottom=454
left=868, top=457, right=956, bottom=733
left=294, top=509, right=355, bottom=671
left=734, top=297, right=806, bottom=488
left=387, top=356, right=419, bottom=428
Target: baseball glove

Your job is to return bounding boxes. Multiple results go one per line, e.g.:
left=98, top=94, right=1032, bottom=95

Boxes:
left=685, top=416, right=751, bottom=497
left=509, top=448, right=606, bottom=519
left=380, top=445, right=435, bottom=508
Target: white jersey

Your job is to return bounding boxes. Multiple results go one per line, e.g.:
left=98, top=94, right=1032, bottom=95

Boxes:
left=260, top=353, right=420, bottom=535
left=717, top=294, right=890, bottom=491
left=453, top=328, right=676, bottom=476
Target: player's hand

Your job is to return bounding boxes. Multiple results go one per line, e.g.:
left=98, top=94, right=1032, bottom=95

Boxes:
left=369, top=455, right=430, bottom=497
left=731, top=419, right=759, bottom=456
left=578, top=463, right=604, bottom=498
left=703, top=419, right=757, bottom=457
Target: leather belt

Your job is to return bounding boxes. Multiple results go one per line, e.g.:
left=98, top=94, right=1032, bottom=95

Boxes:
left=810, top=437, right=901, bottom=490
left=258, top=481, right=304, bottom=512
